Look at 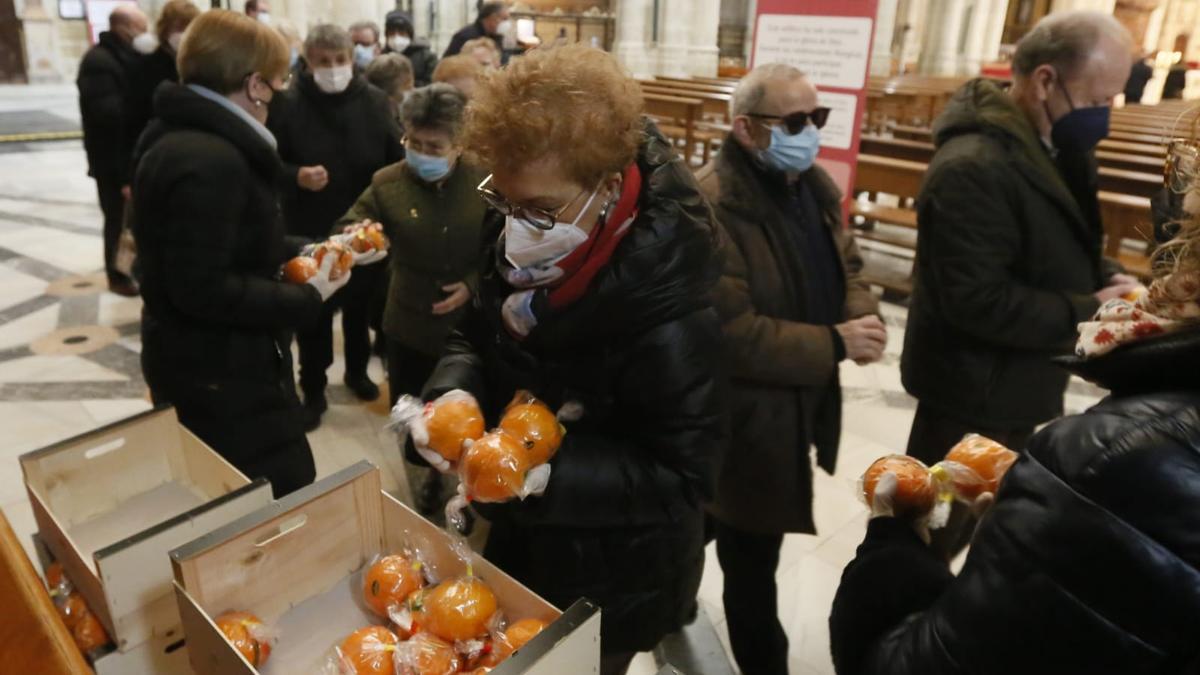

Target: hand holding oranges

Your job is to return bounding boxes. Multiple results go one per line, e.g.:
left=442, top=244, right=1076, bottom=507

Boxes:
left=861, top=455, right=937, bottom=519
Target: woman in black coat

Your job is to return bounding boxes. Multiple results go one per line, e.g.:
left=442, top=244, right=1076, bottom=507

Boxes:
left=829, top=225, right=1200, bottom=673
left=132, top=11, right=351, bottom=498
left=126, top=0, right=199, bottom=153
left=418, top=45, right=724, bottom=675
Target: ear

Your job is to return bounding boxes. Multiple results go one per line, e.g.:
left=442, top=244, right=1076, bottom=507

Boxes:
left=731, top=115, right=758, bottom=148
left=1031, top=64, right=1057, bottom=102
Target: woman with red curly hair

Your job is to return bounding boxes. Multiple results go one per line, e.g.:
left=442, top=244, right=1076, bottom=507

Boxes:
left=418, top=44, right=725, bottom=673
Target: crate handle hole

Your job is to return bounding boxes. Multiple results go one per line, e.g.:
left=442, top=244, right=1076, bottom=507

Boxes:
left=164, top=638, right=186, bottom=654
left=84, top=438, right=126, bottom=460
left=255, top=514, right=308, bottom=547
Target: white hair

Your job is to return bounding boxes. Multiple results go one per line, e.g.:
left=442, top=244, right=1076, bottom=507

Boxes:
left=1012, top=10, right=1133, bottom=79
left=731, top=63, right=807, bottom=118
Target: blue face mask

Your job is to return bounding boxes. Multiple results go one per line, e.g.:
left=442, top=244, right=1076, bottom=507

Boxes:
left=353, top=44, right=376, bottom=68
left=407, top=148, right=453, bottom=182
left=289, top=48, right=299, bottom=68
left=761, top=123, right=821, bottom=173
left=1047, top=73, right=1110, bottom=153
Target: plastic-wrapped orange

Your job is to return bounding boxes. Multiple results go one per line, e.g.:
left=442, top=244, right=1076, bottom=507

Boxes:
left=339, top=626, right=399, bottom=675
left=313, top=241, right=353, bottom=280
left=504, top=618, right=548, bottom=651
left=283, top=256, right=319, bottom=283
left=459, top=430, right=533, bottom=502
left=45, top=562, right=66, bottom=593
left=417, top=577, right=498, bottom=643
left=215, top=611, right=272, bottom=668
left=395, top=632, right=460, bottom=675
left=348, top=226, right=390, bottom=253
left=72, top=610, right=110, bottom=653
left=862, top=455, right=936, bottom=518
left=425, top=394, right=486, bottom=463
left=363, top=554, right=424, bottom=618
left=58, top=591, right=88, bottom=630
left=500, top=392, right=564, bottom=466
left=944, top=435, right=1018, bottom=500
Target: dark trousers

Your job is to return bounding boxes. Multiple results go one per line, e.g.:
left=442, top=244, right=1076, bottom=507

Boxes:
left=905, top=402, right=1035, bottom=465
left=386, top=338, right=440, bottom=407
left=715, top=519, right=789, bottom=675
left=94, top=173, right=127, bottom=282
left=296, top=268, right=376, bottom=397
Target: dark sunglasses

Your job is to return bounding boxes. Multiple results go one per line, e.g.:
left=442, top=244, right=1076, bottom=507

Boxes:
left=747, top=107, right=832, bottom=134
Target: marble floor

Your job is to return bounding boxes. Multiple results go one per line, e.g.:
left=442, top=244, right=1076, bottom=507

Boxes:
left=0, top=87, right=1107, bottom=675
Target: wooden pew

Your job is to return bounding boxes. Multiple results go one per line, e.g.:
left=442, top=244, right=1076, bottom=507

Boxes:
left=643, top=92, right=704, bottom=165
left=889, top=123, right=1168, bottom=160
left=655, top=75, right=738, bottom=90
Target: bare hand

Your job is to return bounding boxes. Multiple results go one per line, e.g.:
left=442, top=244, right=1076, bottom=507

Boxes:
left=120, top=185, right=131, bottom=201
left=297, top=165, right=329, bottom=192
left=1109, top=273, right=1139, bottom=287
left=836, top=315, right=887, bottom=364
left=1095, top=279, right=1142, bottom=304
left=432, top=282, right=471, bottom=316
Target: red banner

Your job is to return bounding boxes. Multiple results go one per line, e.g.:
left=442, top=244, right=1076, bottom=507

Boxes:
left=752, top=0, right=880, bottom=221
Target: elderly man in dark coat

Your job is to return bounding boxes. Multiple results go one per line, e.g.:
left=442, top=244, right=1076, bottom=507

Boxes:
left=697, top=63, right=885, bottom=675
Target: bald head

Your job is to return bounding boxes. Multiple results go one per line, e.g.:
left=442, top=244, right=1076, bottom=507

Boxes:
left=109, top=4, right=149, bottom=43
left=730, top=63, right=820, bottom=157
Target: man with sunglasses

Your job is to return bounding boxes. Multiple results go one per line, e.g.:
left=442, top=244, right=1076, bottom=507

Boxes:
left=697, top=62, right=884, bottom=675
left=901, top=11, right=1139, bottom=477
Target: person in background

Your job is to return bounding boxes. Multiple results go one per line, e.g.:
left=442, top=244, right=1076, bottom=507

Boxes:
left=421, top=45, right=724, bottom=675
left=131, top=10, right=359, bottom=498
left=829, top=213, right=1200, bottom=675
left=337, top=83, right=488, bottom=517
left=901, top=11, right=1140, bottom=469
left=443, top=1, right=508, bottom=58
left=383, top=10, right=437, bottom=87
left=268, top=24, right=404, bottom=429
left=365, top=53, right=415, bottom=130
left=462, top=36, right=501, bottom=70
left=128, top=0, right=201, bottom=151
left=432, top=55, right=484, bottom=98
left=696, top=62, right=885, bottom=675
left=274, top=20, right=306, bottom=77
left=78, top=3, right=150, bottom=297
left=349, top=20, right=381, bottom=69
left=244, top=0, right=269, bottom=23
left=1124, top=49, right=1154, bottom=104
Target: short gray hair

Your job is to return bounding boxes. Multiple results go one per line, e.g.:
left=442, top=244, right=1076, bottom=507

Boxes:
left=305, top=23, right=352, bottom=55
left=400, top=83, right=468, bottom=137
left=349, top=20, right=380, bottom=43
left=366, top=53, right=414, bottom=96
left=1013, top=10, right=1132, bottom=79
left=731, top=63, right=807, bottom=118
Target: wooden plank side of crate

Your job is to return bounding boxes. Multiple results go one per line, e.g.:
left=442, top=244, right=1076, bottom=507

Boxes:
left=174, top=582, right=256, bottom=675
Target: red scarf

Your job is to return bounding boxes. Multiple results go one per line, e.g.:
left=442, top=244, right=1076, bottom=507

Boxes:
left=545, top=163, right=642, bottom=311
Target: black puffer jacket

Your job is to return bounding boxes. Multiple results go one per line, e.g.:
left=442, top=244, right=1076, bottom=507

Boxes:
left=830, top=326, right=1200, bottom=675
left=128, top=47, right=180, bottom=156
left=132, top=83, right=321, bottom=463
left=77, top=31, right=140, bottom=180
left=424, top=123, right=725, bottom=653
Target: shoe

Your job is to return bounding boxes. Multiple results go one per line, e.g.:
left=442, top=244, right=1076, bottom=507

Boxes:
left=302, top=393, right=327, bottom=432
left=107, top=277, right=139, bottom=297
left=344, top=372, right=380, bottom=401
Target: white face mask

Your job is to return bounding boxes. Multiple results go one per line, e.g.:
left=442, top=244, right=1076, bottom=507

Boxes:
left=256, top=12, right=271, bottom=25
left=504, top=187, right=600, bottom=269
left=167, top=32, right=184, bottom=52
left=388, top=35, right=411, bottom=52
left=132, top=32, right=159, bottom=54
left=313, top=64, right=353, bottom=94
left=495, top=19, right=512, bottom=35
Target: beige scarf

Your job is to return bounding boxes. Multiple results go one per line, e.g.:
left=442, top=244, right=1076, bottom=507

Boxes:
left=1076, top=273, right=1200, bottom=357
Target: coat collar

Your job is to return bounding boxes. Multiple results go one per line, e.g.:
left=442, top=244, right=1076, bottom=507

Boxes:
left=1055, top=324, right=1200, bottom=395
left=714, top=135, right=842, bottom=228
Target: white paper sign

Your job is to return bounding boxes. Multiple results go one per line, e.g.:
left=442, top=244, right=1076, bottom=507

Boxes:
left=753, top=14, right=874, bottom=90
left=816, top=90, right=857, bottom=150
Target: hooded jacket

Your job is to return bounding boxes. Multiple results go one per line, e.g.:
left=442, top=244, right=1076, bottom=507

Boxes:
left=901, top=78, right=1111, bottom=429
left=830, top=325, right=1200, bottom=675
left=423, top=122, right=725, bottom=652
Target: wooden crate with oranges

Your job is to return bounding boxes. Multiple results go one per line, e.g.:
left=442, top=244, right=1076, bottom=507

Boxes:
left=170, top=461, right=601, bottom=674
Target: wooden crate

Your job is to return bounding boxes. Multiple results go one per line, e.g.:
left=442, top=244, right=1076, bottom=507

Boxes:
left=171, top=461, right=602, bottom=674
left=19, top=407, right=274, bottom=652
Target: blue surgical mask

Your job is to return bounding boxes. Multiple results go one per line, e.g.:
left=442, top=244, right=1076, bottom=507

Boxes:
left=760, top=123, right=821, bottom=173
left=289, top=48, right=300, bottom=68
left=407, top=149, right=453, bottom=182
left=353, top=44, right=376, bottom=68
left=1047, top=71, right=1109, bottom=153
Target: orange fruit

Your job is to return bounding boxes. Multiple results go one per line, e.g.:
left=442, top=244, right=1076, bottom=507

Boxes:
left=283, top=256, right=319, bottom=283
left=45, top=562, right=65, bottom=593
left=215, top=611, right=272, bottom=668
left=363, top=554, right=425, bottom=618
left=348, top=226, right=390, bottom=253
left=396, top=632, right=460, bottom=675
left=417, top=577, right=498, bottom=643
left=862, top=455, right=936, bottom=518
left=944, top=435, right=1018, bottom=500
left=425, top=395, right=486, bottom=463
left=313, top=241, right=354, bottom=280
left=72, top=610, right=110, bottom=653
left=339, top=626, right=399, bottom=675
left=459, top=431, right=532, bottom=502
left=58, top=591, right=88, bottom=630
left=500, top=393, right=563, bottom=466
left=504, top=618, right=548, bottom=652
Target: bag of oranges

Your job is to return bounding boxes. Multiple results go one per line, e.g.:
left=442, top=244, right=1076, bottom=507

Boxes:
left=360, top=552, right=430, bottom=629
left=324, top=625, right=401, bottom=675
left=390, top=390, right=487, bottom=473
left=859, top=454, right=951, bottom=528
left=393, top=631, right=461, bottom=675
left=934, top=434, right=1018, bottom=502
left=214, top=611, right=277, bottom=668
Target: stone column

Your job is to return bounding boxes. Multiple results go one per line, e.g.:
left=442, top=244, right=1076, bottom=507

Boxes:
left=961, top=0, right=995, bottom=75
left=1113, top=0, right=1163, bottom=48
left=900, top=0, right=929, bottom=73
left=982, top=0, right=1009, bottom=64
left=1051, top=0, right=1117, bottom=12
left=744, top=0, right=757, bottom=64
left=657, top=0, right=693, bottom=76
left=687, top=0, right=721, bottom=77
left=434, top=0, right=468, bottom=55
left=19, top=0, right=60, bottom=83
left=614, top=0, right=653, bottom=77
left=871, top=0, right=901, bottom=76
left=918, top=0, right=966, bottom=76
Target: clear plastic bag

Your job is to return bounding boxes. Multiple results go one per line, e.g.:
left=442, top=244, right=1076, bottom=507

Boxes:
left=360, top=552, right=430, bottom=626
left=324, top=626, right=400, bottom=675
left=858, top=454, right=951, bottom=529
left=498, top=391, right=566, bottom=466
left=406, top=575, right=500, bottom=644
left=934, top=433, right=1018, bottom=501
left=393, top=632, right=461, bottom=675
left=457, top=430, right=552, bottom=504
left=214, top=610, right=279, bottom=669
left=390, top=391, right=487, bottom=473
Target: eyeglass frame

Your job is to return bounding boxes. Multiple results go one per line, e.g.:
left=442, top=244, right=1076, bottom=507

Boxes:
left=476, top=174, right=595, bottom=231
left=746, top=107, right=832, bottom=135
